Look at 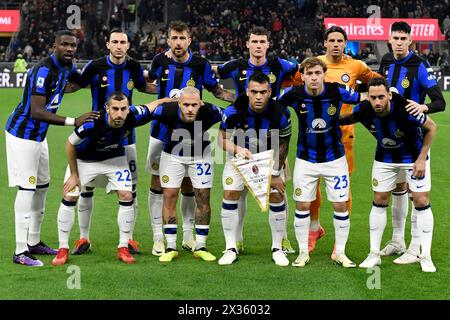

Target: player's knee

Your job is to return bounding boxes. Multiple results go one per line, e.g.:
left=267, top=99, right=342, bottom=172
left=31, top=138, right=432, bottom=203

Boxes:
left=373, top=192, right=389, bottom=206
left=224, top=190, right=240, bottom=201
left=163, top=189, right=179, bottom=207
left=296, top=201, right=311, bottom=211
left=393, top=182, right=407, bottom=193
left=151, top=175, right=162, bottom=190
left=332, top=201, right=347, bottom=212
left=117, top=190, right=133, bottom=202
left=63, top=195, right=79, bottom=203
left=412, top=193, right=429, bottom=208
left=269, top=192, right=283, bottom=203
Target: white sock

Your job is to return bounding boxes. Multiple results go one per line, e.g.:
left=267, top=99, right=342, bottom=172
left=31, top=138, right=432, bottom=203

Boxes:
left=283, top=194, right=290, bottom=238
left=15, top=189, right=34, bottom=254
left=237, top=189, right=248, bottom=242
left=195, top=225, right=209, bottom=249
left=369, top=203, right=388, bottom=253
left=294, top=210, right=310, bottom=253
left=391, top=191, right=408, bottom=246
left=269, top=202, right=286, bottom=250
left=334, top=211, right=350, bottom=255
left=409, top=207, right=420, bottom=254
left=310, top=220, right=320, bottom=232
left=78, top=191, right=94, bottom=240
left=28, top=185, right=48, bottom=246
left=221, top=199, right=239, bottom=250
left=149, top=189, right=164, bottom=242
left=131, top=190, right=138, bottom=239
left=181, top=192, right=195, bottom=242
left=57, top=199, right=76, bottom=249
left=164, top=224, right=177, bottom=249
left=416, top=205, right=434, bottom=257
left=117, top=201, right=134, bottom=248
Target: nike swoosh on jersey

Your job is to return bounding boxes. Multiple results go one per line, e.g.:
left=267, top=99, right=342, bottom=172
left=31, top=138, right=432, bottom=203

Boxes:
left=299, top=110, right=308, bottom=114
left=101, top=84, right=109, bottom=87
left=239, top=77, right=248, bottom=81
left=161, top=78, right=169, bottom=81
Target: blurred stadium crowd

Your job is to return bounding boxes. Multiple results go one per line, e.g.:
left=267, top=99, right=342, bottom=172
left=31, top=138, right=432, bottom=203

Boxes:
left=2, top=0, right=450, bottom=66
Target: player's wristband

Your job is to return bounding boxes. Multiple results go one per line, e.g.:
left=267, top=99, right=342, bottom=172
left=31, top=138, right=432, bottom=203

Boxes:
left=272, top=169, right=281, bottom=176
left=65, top=117, right=75, bottom=126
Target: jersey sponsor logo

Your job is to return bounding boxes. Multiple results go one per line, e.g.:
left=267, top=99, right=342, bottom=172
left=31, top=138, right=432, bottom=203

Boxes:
left=268, top=73, right=276, bottom=84
left=372, top=178, right=379, bottom=187
left=401, top=78, right=410, bottom=88
left=127, top=80, right=134, bottom=90
left=48, top=93, right=61, bottom=109
left=36, top=77, right=45, bottom=88
left=162, top=175, right=170, bottom=183
left=29, top=176, right=36, bottom=185
left=381, top=138, right=400, bottom=148
left=327, top=105, right=337, bottom=116
left=341, top=73, right=350, bottom=83
left=169, top=88, right=181, bottom=98
left=307, top=118, right=328, bottom=133
left=225, top=177, right=233, bottom=185
left=186, top=78, right=196, bottom=87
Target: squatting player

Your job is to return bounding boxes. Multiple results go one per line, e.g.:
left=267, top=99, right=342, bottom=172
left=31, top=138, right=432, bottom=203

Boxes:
left=339, top=78, right=437, bottom=273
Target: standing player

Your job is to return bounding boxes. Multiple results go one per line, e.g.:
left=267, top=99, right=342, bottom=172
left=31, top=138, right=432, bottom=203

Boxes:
left=69, top=29, right=155, bottom=255
left=218, top=73, right=291, bottom=266
left=377, top=21, right=445, bottom=262
left=279, top=57, right=363, bottom=268
left=146, top=21, right=235, bottom=256
left=5, top=30, right=99, bottom=266
left=213, top=26, right=299, bottom=254
left=308, top=26, right=381, bottom=254
left=149, top=87, right=224, bottom=262
left=339, top=78, right=437, bottom=272
left=52, top=92, right=171, bottom=265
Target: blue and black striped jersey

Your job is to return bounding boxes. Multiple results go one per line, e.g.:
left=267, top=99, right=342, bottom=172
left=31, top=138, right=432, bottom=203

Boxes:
left=148, top=51, right=219, bottom=141
left=379, top=50, right=445, bottom=113
left=75, top=55, right=146, bottom=146
left=220, top=94, right=291, bottom=152
left=344, top=92, right=427, bottom=164
left=150, top=102, right=223, bottom=157
left=279, top=83, right=360, bottom=163
left=217, top=56, right=298, bottom=98
left=74, top=105, right=152, bottom=161
left=6, top=54, right=77, bottom=142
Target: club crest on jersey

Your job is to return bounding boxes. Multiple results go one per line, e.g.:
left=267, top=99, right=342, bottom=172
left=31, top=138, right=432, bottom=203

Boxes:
left=186, top=79, right=196, bottom=87
left=152, top=163, right=159, bottom=170
left=401, top=78, right=410, bottom=88
left=162, top=175, right=170, bottom=183
left=29, top=176, right=36, bottom=185
left=295, top=188, right=302, bottom=196
left=165, top=69, right=169, bottom=75
left=127, top=80, right=134, bottom=90
left=327, top=105, right=337, bottom=115
left=225, top=177, right=233, bottom=185
left=242, top=70, right=247, bottom=75
left=252, top=165, right=259, bottom=174
left=102, top=76, right=108, bottom=82
left=268, top=73, right=276, bottom=84
left=394, top=129, right=404, bottom=138
left=372, top=178, right=379, bottom=187
left=341, top=73, right=350, bottom=83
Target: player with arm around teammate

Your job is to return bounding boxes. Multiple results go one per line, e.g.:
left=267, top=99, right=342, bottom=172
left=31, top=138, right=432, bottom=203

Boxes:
left=52, top=92, right=172, bottom=265
left=339, top=78, right=437, bottom=272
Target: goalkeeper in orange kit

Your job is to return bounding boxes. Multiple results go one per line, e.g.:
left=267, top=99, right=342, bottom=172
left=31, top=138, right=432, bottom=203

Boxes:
left=308, top=26, right=381, bottom=255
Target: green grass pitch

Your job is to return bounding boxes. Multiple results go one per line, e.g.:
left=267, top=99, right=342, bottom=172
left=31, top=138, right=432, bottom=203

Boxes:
left=0, top=88, right=449, bottom=300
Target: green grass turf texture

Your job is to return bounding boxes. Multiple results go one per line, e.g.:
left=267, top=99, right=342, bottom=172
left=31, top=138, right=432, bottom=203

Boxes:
left=0, top=88, right=449, bottom=300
